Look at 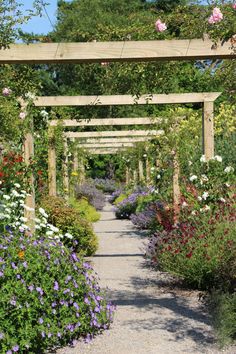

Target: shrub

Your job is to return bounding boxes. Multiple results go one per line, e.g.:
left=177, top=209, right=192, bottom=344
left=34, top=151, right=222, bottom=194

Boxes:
left=75, top=183, right=106, bottom=211
left=108, top=189, right=124, bottom=204
left=114, top=191, right=148, bottom=219
left=130, top=201, right=164, bottom=230
left=69, top=197, right=100, bottom=223
left=93, top=179, right=117, bottom=193
left=146, top=199, right=236, bottom=289
left=0, top=231, right=114, bottom=353
left=41, top=196, right=98, bottom=256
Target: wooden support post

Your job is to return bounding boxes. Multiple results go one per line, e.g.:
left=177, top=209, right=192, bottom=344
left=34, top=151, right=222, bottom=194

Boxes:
left=20, top=100, right=35, bottom=232
left=48, top=127, right=57, bottom=196
left=203, top=101, right=214, bottom=161
left=138, top=160, right=144, bottom=181
left=146, top=158, right=151, bottom=185
left=133, top=170, right=138, bottom=185
left=125, top=166, right=130, bottom=184
left=62, top=138, right=69, bottom=197
left=79, top=159, right=85, bottom=185
left=173, top=151, right=181, bottom=225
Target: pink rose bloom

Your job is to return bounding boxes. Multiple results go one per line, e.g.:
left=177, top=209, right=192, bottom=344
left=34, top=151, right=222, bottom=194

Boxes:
left=155, top=19, right=167, bottom=32
left=19, top=112, right=26, bottom=120
left=208, top=7, right=223, bottom=24
left=2, top=87, right=11, bottom=96
left=233, top=4, right=236, bottom=10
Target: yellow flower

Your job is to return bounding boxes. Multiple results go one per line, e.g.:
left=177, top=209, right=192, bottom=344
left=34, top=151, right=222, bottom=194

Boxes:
left=18, top=251, right=25, bottom=259
left=71, top=171, right=78, bottom=176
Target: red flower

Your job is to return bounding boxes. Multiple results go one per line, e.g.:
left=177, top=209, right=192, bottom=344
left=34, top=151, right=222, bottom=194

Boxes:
left=186, top=252, right=193, bottom=258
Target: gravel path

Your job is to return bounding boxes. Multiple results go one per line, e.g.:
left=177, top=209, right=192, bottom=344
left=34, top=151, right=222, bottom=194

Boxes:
left=57, top=201, right=235, bottom=354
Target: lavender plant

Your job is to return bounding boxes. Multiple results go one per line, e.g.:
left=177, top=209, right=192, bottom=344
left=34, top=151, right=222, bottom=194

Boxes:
left=75, top=183, right=106, bottom=211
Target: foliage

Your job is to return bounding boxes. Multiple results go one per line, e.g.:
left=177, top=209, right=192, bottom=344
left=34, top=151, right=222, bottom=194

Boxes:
left=93, top=178, right=117, bottom=193
left=114, top=190, right=148, bottom=219
left=75, top=182, right=106, bottom=211
left=0, top=230, right=114, bottom=353
left=146, top=199, right=236, bottom=289
left=130, top=200, right=164, bottom=230
left=69, top=197, right=101, bottom=223
left=40, top=196, right=98, bottom=256
left=109, top=189, right=124, bottom=204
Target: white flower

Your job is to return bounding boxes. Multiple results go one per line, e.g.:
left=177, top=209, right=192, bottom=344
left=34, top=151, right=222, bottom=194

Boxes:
left=65, top=233, right=73, bottom=239
left=200, top=205, right=210, bottom=212
left=198, top=196, right=202, bottom=201
left=191, top=210, right=197, bottom=216
left=35, top=225, right=41, bottom=230
left=23, top=205, right=35, bottom=212
left=14, top=183, right=21, bottom=188
left=143, top=154, right=147, bottom=158
left=46, top=230, right=54, bottom=236
left=40, top=223, right=47, bottom=228
left=150, top=167, right=155, bottom=171
left=219, top=197, right=226, bottom=203
left=11, top=190, right=20, bottom=197
left=20, top=217, right=28, bottom=222
left=20, top=190, right=27, bottom=195
left=214, top=155, right=222, bottom=163
left=25, top=92, right=36, bottom=100
left=182, top=201, right=188, bottom=208
left=224, top=166, right=234, bottom=173
left=202, top=191, right=209, bottom=200
left=157, top=174, right=161, bottom=179
left=5, top=208, right=11, bottom=213
left=200, top=155, right=206, bottom=163
left=40, top=110, right=49, bottom=118
left=188, top=161, right=192, bottom=166
left=189, top=175, right=197, bottom=182
left=201, top=175, right=209, bottom=183
left=154, top=189, right=159, bottom=194
left=3, top=195, right=10, bottom=200
left=49, top=224, right=59, bottom=233
left=225, top=183, right=230, bottom=188
left=19, top=226, right=25, bottom=232
left=34, top=218, right=41, bottom=223
left=39, top=207, right=48, bottom=218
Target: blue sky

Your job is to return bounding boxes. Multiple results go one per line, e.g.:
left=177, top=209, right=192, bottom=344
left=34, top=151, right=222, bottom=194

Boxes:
left=21, top=1, right=60, bottom=34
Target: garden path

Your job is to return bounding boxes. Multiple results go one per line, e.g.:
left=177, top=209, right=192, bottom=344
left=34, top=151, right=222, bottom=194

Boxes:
left=57, top=200, right=234, bottom=354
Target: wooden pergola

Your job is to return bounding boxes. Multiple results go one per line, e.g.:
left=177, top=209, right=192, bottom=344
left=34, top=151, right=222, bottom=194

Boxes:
left=2, top=37, right=233, bottom=228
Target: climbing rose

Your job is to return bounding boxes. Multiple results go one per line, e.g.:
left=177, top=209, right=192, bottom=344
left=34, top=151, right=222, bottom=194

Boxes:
left=155, top=19, right=167, bottom=32
left=2, top=87, right=12, bottom=96
left=233, top=4, right=236, bottom=10
left=208, top=7, right=223, bottom=24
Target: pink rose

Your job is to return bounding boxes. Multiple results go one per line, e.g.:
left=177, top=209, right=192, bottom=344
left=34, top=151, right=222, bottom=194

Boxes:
left=2, top=87, right=12, bottom=96
left=208, top=7, right=223, bottom=24
left=233, top=4, right=236, bottom=10
left=155, top=19, right=167, bottom=32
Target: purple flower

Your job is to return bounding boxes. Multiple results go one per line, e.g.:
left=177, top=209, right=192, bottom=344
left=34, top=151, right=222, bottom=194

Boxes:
left=12, top=345, right=19, bottom=352
left=57, top=332, right=62, bottom=338
left=51, top=302, right=57, bottom=308
left=10, top=299, right=16, bottom=306
left=48, top=332, right=52, bottom=338
left=73, top=302, right=80, bottom=310
left=28, top=285, right=34, bottom=292
left=6, top=351, right=12, bottom=354
left=94, top=306, right=101, bottom=313
left=0, top=271, right=4, bottom=277
left=71, top=253, right=78, bottom=262
left=54, top=281, right=59, bottom=291
left=84, top=297, right=90, bottom=305
left=16, top=274, right=21, bottom=279
left=11, top=262, right=17, bottom=270
left=36, top=287, right=43, bottom=295
left=41, top=331, right=45, bottom=338
left=0, top=332, right=4, bottom=339
left=38, top=318, right=44, bottom=324
left=22, top=262, right=28, bottom=268
left=63, top=288, right=70, bottom=294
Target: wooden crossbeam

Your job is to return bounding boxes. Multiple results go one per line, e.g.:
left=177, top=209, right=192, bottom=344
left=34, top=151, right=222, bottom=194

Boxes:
left=0, top=40, right=234, bottom=64
left=49, top=117, right=160, bottom=127
left=88, top=148, right=127, bottom=155
left=36, top=93, right=221, bottom=107
left=78, top=142, right=135, bottom=148
left=64, top=130, right=162, bottom=138
left=76, top=137, right=152, bottom=143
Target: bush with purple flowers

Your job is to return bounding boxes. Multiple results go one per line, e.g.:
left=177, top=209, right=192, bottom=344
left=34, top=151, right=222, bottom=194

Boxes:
left=114, top=190, right=148, bottom=219
left=75, top=182, right=106, bottom=211
left=130, top=201, right=164, bottom=230
left=0, top=231, right=115, bottom=353
left=93, top=179, right=117, bottom=193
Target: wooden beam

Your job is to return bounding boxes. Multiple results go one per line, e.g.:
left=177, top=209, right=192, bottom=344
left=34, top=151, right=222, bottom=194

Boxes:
left=49, top=117, right=159, bottom=126
left=65, top=130, right=162, bottom=138
left=88, top=148, right=124, bottom=155
left=78, top=137, right=153, bottom=144
left=78, top=142, right=135, bottom=148
left=0, top=40, right=234, bottom=64
left=36, top=93, right=221, bottom=107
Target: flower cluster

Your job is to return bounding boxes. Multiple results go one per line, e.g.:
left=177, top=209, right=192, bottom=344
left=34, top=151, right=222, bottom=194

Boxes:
left=155, top=19, right=167, bottom=32
left=93, top=178, right=117, bottom=193
left=0, top=230, right=115, bottom=353
left=114, top=190, right=148, bottom=219
left=208, top=7, right=223, bottom=24
left=75, top=182, right=106, bottom=210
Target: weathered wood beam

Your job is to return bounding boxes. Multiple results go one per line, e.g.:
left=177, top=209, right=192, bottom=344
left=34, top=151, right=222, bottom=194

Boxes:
left=88, top=148, right=125, bottom=155
left=78, top=142, right=135, bottom=148
left=65, top=130, right=162, bottom=138
left=0, top=40, right=234, bottom=64
left=49, top=117, right=159, bottom=126
left=78, top=137, right=153, bottom=144
left=36, top=93, right=221, bottom=107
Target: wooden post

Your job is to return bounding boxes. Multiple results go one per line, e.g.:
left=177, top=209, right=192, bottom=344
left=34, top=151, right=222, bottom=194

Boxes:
left=79, top=159, right=85, bottom=185
left=146, top=157, right=151, bottom=185
left=48, top=127, right=57, bottom=196
left=203, top=101, right=214, bottom=161
left=62, top=137, right=69, bottom=197
left=133, top=170, right=138, bottom=185
left=21, top=100, right=35, bottom=232
left=138, top=159, right=144, bottom=181
left=173, top=151, right=181, bottom=225
left=125, top=166, right=130, bottom=184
